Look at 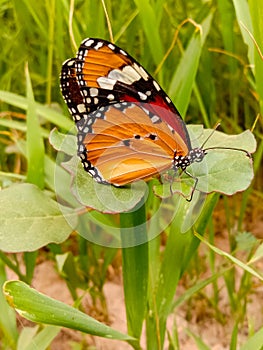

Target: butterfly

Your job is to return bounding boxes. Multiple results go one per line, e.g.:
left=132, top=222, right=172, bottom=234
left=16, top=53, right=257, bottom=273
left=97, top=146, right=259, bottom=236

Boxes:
left=60, top=38, right=242, bottom=195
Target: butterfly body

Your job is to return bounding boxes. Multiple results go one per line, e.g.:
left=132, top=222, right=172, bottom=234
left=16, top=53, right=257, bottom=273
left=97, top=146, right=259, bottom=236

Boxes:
left=60, top=38, right=205, bottom=187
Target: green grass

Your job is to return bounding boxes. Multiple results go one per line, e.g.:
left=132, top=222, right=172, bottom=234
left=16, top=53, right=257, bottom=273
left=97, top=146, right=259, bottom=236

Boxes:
left=0, top=0, right=263, bottom=349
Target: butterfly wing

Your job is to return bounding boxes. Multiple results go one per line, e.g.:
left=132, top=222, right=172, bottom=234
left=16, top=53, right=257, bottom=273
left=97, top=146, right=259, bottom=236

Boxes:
left=78, top=102, right=189, bottom=185
left=60, top=38, right=192, bottom=185
left=60, top=59, right=87, bottom=123
left=75, top=38, right=191, bottom=149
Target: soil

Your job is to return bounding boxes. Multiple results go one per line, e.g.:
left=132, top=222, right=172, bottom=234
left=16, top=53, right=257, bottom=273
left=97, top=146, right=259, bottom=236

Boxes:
left=7, top=195, right=263, bottom=350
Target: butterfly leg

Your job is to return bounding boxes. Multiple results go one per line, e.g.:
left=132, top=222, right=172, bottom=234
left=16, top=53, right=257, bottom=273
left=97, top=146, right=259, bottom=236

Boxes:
left=183, top=170, right=198, bottom=202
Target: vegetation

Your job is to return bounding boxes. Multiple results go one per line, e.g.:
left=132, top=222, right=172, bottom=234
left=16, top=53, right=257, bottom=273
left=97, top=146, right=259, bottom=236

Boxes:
left=0, top=0, right=262, bottom=349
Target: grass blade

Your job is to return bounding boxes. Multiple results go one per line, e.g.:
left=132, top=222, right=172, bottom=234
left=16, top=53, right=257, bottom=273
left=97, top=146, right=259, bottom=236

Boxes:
left=25, top=65, right=45, bottom=188
left=133, top=0, right=164, bottom=66
left=248, top=0, right=263, bottom=114
left=120, top=201, right=148, bottom=345
left=168, top=11, right=213, bottom=117
left=195, top=232, right=263, bottom=281
left=232, top=0, right=254, bottom=66
left=0, top=261, right=18, bottom=348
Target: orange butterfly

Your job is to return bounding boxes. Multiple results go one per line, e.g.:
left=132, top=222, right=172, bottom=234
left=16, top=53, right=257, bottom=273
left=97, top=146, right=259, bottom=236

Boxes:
left=60, top=38, right=208, bottom=188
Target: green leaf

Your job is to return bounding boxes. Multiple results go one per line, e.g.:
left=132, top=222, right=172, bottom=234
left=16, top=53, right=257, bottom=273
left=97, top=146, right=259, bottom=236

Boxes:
left=3, top=280, right=136, bottom=342
left=235, top=231, right=257, bottom=252
left=0, top=183, right=77, bottom=252
left=154, top=126, right=256, bottom=198
left=49, top=128, right=77, bottom=156
left=63, top=157, right=147, bottom=213
left=190, top=128, right=256, bottom=195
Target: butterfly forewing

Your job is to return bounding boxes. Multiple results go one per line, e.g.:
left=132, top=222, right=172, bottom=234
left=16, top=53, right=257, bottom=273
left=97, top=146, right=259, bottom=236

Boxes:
left=60, top=38, right=194, bottom=186
left=75, top=38, right=191, bottom=149
left=60, top=58, right=89, bottom=126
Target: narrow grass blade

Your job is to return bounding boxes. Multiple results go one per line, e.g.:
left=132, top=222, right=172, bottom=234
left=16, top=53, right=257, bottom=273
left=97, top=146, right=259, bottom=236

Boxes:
left=195, top=232, right=263, bottom=281
left=146, top=200, right=189, bottom=349
left=0, top=90, right=73, bottom=129
left=232, top=0, right=254, bottom=66
left=133, top=0, right=164, bottom=66
left=25, top=65, right=45, bottom=188
left=168, top=12, right=213, bottom=117
left=3, top=280, right=135, bottom=342
left=146, top=193, right=219, bottom=349
left=17, top=325, right=60, bottom=350
left=185, top=329, right=210, bottom=350
left=230, top=320, right=238, bottom=350
left=120, top=202, right=148, bottom=343
left=0, top=261, right=18, bottom=348
left=172, top=269, right=227, bottom=310
left=248, top=0, right=263, bottom=115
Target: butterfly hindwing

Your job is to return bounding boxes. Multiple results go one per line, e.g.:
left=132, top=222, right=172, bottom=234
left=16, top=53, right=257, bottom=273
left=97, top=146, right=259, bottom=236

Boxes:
left=77, top=102, right=190, bottom=185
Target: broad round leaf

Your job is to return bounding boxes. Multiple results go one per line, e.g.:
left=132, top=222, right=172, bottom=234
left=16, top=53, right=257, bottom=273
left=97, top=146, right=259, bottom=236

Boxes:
left=62, top=156, right=147, bottom=214
left=0, top=183, right=77, bottom=252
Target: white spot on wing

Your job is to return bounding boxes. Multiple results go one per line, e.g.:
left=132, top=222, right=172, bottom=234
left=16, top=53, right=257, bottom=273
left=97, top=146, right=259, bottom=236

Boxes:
left=107, top=94, right=115, bottom=100
left=84, top=39, right=94, bottom=47
left=108, top=43, right=115, bottom=50
left=138, top=91, right=148, bottom=100
left=133, top=63, right=149, bottom=80
left=153, top=80, right=161, bottom=91
left=64, top=59, right=74, bottom=66
left=122, top=65, right=141, bottom=81
left=120, top=49, right=127, bottom=56
left=90, top=88, right=98, bottom=97
left=97, top=76, right=116, bottom=90
left=77, top=104, right=86, bottom=113
left=94, top=41, right=103, bottom=50
left=167, top=124, right=174, bottom=132
left=108, top=66, right=141, bottom=85
left=151, top=115, right=160, bottom=123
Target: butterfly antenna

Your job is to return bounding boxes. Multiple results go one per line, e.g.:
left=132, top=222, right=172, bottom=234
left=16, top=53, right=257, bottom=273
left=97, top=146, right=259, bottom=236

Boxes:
left=200, top=122, right=221, bottom=149
left=200, top=123, right=252, bottom=159
left=203, top=146, right=252, bottom=159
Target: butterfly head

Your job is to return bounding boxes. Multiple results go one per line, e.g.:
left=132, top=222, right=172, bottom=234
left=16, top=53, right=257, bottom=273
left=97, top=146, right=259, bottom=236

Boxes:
left=174, top=148, right=206, bottom=171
